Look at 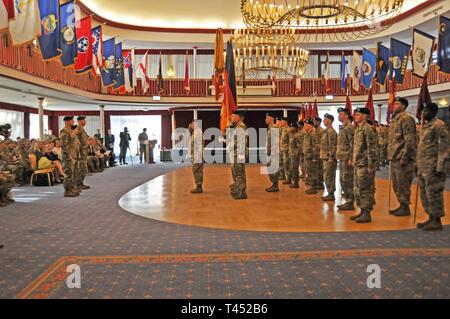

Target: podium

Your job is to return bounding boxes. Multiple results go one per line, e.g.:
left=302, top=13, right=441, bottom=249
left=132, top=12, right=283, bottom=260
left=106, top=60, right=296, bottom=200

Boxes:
left=146, top=140, right=157, bottom=164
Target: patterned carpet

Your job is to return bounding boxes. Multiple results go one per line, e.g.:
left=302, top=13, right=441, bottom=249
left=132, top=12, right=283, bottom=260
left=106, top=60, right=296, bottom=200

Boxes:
left=0, top=164, right=449, bottom=299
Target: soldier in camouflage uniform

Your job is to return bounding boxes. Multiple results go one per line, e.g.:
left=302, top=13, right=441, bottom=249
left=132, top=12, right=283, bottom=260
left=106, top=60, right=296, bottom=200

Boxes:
left=416, top=103, right=449, bottom=231
left=189, top=121, right=204, bottom=194
left=75, top=116, right=91, bottom=190
left=387, top=97, right=417, bottom=217
left=0, top=141, right=26, bottom=186
left=0, top=171, right=15, bottom=207
left=336, top=108, right=355, bottom=211
left=60, top=116, right=79, bottom=197
left=280, top=117, right=291, bottom=184
left=298, top=122, right=306, bottom=180
left=320, top=114, right=338, bottom=201
left=350, top=108, right=378, bottom=223
left=304, top=119, right=321, bottom=194
left=378, top=124, right=388, bottom=167
left=287, top=122, right=302, bottom=188
left=229, top=111, right=248, bottom=199
left=314, top=118, right=325, bottom=190
left=265, top=113, right=280, bottom=192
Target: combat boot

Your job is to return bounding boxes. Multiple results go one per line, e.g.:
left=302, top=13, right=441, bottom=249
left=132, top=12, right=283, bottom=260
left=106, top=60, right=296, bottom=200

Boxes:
left=305, top=187, right=318, bottom=195
left=265, top=183, right=279, bottom=192
left=289, top=182, right=299, bottom=189
left=389, top=206, right=401, bottom=215
left=190, top=186, right=203, bottom=194
left=350, top=209, right=364, bottom=221
left=282, top=179, right=291, bottom=185
left=422, top=217, right=443, bottom=231
left=394, top=204, right=411, bottom=217
left=232, top=192, right=248, bottom=200
left=338, top=201, right=355, bottom=211
left=80, top=183, right=91, bottom=190
left=64, top=189, right=78, bottom=197
left=6, top=193, right=15, bottom=203
left=0, top=198, right=8, bottom=207
left=316, top=183, right=325, bottom=190
left=417, top=215, right=433, bottom=229
left=321, top=194, right=335, bottom=202
left=355, top=209, right=372, bottom=223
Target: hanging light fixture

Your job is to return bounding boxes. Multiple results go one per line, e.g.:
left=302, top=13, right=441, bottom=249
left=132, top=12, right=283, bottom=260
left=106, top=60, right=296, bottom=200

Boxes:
left=241, top=0, right=404, bottom=42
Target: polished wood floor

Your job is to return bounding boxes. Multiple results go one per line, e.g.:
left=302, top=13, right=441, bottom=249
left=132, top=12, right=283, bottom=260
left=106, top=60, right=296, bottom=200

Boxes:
left=119, top=165, right=450, bottom=233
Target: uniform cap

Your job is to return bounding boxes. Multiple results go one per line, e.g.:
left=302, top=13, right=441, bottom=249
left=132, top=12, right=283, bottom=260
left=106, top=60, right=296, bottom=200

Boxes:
left=266, top=113, right=276, bottom=119
left=324, top=113, right=334, bottom=121
left=423, top=102, right=438, bottom=113
left=395, top=97, right=409, bottom=108
left=355, top=107, right=370, bottom=115
left=314, top=117, right=322, bottom=123
left=63, top=116, right=74, bottom=121
left=304, top=119, right=314, bottom=125
left=77, top=116, right=86, bottom=121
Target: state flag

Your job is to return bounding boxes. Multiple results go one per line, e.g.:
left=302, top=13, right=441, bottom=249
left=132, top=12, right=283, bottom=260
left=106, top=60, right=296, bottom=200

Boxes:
left=376, top=43, right=389, bottom=86
left=91, top=25, right=103, bottom=76
left=1, top=0, right=15, bottom=31
left=361, top=48, right=376, bottom=89
left=122, top=49, right=134, bottom=93
left=389, top=38, right=411, bottom=84
left=8, top=0, right=41, bottom=46
left=352, top=51, right=362, bottom=92
left=437, top=16, right=450, bottom=74
left=220, top=41, right=237, bottom=133
left=100, top=37, right=116, bottom=87
left=74, top=16, right=93, bottom=74
left=412, top=29, right=435, bottom=78
left=113, top=42, right=125, bottom=91
left=59, top=0, right=77, bottom=68
left=37, top=0, right=60, bottom=61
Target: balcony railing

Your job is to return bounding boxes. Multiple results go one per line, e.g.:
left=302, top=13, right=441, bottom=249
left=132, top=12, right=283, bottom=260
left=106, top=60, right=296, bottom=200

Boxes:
left=1, top=36, right=450, bottom=99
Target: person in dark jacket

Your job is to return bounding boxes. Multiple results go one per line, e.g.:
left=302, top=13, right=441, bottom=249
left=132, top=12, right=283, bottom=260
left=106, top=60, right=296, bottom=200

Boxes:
left=119, top=127, right=131, bottom=165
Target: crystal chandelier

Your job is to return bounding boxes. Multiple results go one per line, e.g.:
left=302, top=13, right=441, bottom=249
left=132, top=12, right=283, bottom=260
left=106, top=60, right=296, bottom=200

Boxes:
left=241, top=0, right=405, bottom=42
left=233, top=28, right=309, bottom=79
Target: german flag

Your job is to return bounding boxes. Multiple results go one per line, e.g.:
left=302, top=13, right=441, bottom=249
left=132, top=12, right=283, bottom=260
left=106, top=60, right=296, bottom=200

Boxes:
left=220, top=41, right=237, bottom=133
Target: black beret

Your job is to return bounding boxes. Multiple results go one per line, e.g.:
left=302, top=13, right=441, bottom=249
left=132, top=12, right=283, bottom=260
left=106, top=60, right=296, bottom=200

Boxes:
left=355, top=107, right=370, bottom=115
left=63, top=116, right=74, bottom=121
left=395, top=97, right=409, bottom=108
left=266, top=113, right=276, bottom=119
left=337, top=107, right=349, bottom=114
left=423, top=102, right=438, bottom=113
left=77, top=116, right=86, bottom=121
left=324, top=113, right=334, bottom=121
left=305, top=119, right=314, bottom=125
left=314, top=117, right=322, bottom=122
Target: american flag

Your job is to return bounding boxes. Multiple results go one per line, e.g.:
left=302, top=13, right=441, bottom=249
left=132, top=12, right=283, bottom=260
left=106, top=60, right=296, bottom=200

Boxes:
left=91, top=26, right=103, bottom=76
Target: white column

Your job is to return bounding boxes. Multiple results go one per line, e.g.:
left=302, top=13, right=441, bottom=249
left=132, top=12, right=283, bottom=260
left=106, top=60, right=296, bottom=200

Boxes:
left=38, top=97, right=45, bottom=140
left=283, top=109, right=288, bottom=118
left=193, top=47, right=198, bottom=79
left=377, top=104, right=382, bottom=124
left=193, top=109, right=198, bottom=120
left=99, top=105, right=105, bottom=144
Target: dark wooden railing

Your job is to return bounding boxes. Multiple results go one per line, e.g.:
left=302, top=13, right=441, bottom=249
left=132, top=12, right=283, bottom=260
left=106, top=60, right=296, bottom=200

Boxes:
left=1, top=34, right=450, bottom=98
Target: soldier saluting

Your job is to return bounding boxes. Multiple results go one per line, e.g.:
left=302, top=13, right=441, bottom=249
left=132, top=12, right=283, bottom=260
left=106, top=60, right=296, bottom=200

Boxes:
left=416, top=103, right=449, bottom=231
left=387, top=97, right=417, bottom=217
left=350, top=108, right=378, bottom=223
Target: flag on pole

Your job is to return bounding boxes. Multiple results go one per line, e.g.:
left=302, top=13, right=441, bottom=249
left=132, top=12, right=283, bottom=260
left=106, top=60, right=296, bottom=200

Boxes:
left=59, top=0, right=77, bottom=68
left=324, top=52, right=331, bottom=94
left=389, top=38, right=411, bottom=84
left=100, top=37, right=115, bottom=87
left=91, top=26, right=103, bottom=76
left=220, top=41, right=237, bottom=133
left=365, top=87, right=376, bottom=123
left=122, top=49, right=134, bottom=93
left=306, top=102, right=312, bottom=120
left=386, top=79, right=396, bottom=124
left=352, top=50, right=362, bottom=92
left=361, top=48, right=376, bottom=89
left=412, top=29, right=435, bottom=78
left=416, top=75, right=431, bottom=120
left=345, top=95, right=353, bottom=115
left=340, top=52, right=347, bottom=90
left=299, top=104, right=306, bottom=121
left=184, top=49, right=190, bottom=95
left=312, top=97, right=319, bottom=119
left=437, top=16, right=450, bottom=74
left=138, top=51, right=150, bottom=94
left=376, top=43, right=390, bottom=86
left=74, top=16, right=93, bottom=74
left=113, top=42, right=124, bottom=91
left=214, top=28, right=225, bottom=101
left=37, top=0, right=60, bottom=61
left=157, top=52, right=164, bottom=94
left=8, top=0, right=41, bottom=46
left=0, top=0, right=15, bottom=30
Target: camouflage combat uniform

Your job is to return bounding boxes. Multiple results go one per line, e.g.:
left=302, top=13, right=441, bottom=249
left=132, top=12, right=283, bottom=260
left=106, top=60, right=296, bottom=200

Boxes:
left=320, top=126, right=338, bottom=195
left=266, top=123, right=280, bottom=187
left=353, top=123, right=378, bottom=211
left=303, top=129, right=321, bottom=189
left=337, top=122, right=355, bottom=202
left=316, top=126, right=325, bottom=184
left=288, top=129, right=302, bottom=186
left=60, top=125, right=78, bottom=194
left=75, top=125, right=89, bottom=188
left=417, top=118, right=449, bottom=219
left=387, top=111, right=417, bottom=206
left=280, top=126, right=290, bottom=182
left=229, top=121, right=248, bottom=198
left=190, top=127, right=204, bottom=188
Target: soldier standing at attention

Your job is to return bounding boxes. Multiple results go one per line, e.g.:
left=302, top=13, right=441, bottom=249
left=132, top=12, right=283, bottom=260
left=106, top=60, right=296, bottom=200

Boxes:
left=336, top=108, right=355, bottom=211
left=75, top=116, right=90, bottom=190
left=297, top=121, right=306, bottom=180
left=304, top=119, right=321, bottom=194
left=229, top=111, right=248, bottom=200
left=416, top=103, right=449, bottom=231
left=387, top=97, right=417, bottom=217
left=138, top=128, right=149, bottom=164
left=350, top=108, right=378, bottom=223
left=320, top=113, right=338, bottom=201
left=265, top=113, right=280, bottom=193
left=287, top=122, right=302, bottom=188
left=60, top=116, right=79, bottom=197
left=189, top=121, right=204, bottom=194
left=280, top=117, right=291, bottom=185
left=314, top=117, right=325, bottom=190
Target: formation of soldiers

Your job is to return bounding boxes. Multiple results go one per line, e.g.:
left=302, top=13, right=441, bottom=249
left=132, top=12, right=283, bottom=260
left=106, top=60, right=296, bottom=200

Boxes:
left=189, top=97, right=449, bottom=231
